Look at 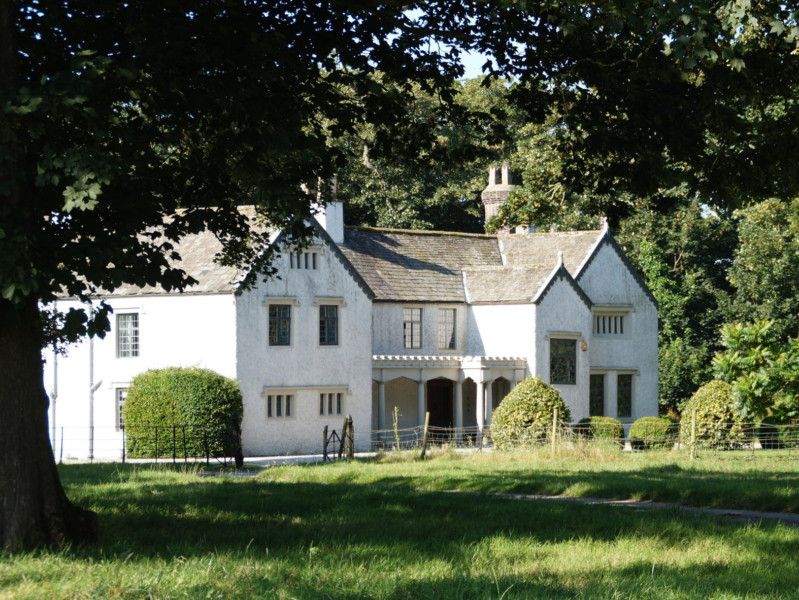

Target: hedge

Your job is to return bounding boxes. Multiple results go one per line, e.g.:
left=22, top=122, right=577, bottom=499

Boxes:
left=490, top=377, right=570, bottom=450
left=679, top=380, right=745, bottom=448
left=629, top=416, right=677, bottom=449
left=574, top=417, right=624, bottom=443
left=123, top=367, right=244, bottom=465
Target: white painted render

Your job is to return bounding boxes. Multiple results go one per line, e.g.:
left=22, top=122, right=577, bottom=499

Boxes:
left=235, top=237, right=373, bottom=455
left=44, top=293, right=237, bottom=460
left=43, top=217, right=658, bottom=459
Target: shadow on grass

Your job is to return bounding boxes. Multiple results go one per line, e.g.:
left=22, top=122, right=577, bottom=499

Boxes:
left=42, top=462, right=799, bottom=598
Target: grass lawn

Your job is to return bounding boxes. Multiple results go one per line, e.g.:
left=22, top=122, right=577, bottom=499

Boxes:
left=2, top=449, right=799, bottom=599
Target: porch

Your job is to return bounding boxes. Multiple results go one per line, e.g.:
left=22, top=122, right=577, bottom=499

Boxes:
left=371, top=355, right=528, bottom=437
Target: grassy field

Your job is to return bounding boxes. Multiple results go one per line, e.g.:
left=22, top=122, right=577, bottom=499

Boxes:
left=2, top=450, right=799, bottom=599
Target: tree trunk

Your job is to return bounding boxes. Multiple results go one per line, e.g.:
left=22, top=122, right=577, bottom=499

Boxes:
left=0, top=298, right=97, bottom=550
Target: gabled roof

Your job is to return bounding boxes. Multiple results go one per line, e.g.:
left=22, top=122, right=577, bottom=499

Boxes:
left=339, top=228, right=501, bottom=302
left=340, top=226, right=603, bottom=304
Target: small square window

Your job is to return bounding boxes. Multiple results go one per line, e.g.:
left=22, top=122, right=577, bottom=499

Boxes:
left=267, top=394, right=293, bottom=419
left=319, top=392, right=344, bottom=416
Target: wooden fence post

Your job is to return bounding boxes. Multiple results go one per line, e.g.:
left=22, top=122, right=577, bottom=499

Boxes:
left=338, top=417, right=348, bottom=458
left=346, top=415, right=354, bottom=459
left=551, top=406, right=559, bottom=455
left=690, top=408, right=697, bottom=460
left=323, top=425, right=329, bottom=462
left=420, top=411, right=430, bottom=460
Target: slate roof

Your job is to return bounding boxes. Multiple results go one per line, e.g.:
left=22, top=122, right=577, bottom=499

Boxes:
left=339, top=228, right=502, bottom=302
left=100, top=206, right=265, bottom=297
left=340, top=226, right=603, bottom=303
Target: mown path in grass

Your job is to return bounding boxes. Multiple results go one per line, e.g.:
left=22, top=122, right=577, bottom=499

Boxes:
left=1, top=452, right=798, bottom=599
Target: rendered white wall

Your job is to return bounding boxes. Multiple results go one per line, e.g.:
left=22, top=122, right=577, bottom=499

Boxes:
left=466, top=304, right=534, bottom=358
left=372, top=302, right=467, bottom=356
left=235, top=239, right=373, bottom=455
left=43, top=293, right=238, bottom=460
left=533, top=277, right=593, bottom=420
left=577, top=242, right=659, bottom=420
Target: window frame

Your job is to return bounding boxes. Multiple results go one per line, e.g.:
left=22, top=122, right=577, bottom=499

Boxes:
left=268, top=302, right=292, bottom=347
left=402, top=307, right=422, bottom=350
left=319, top=304, right=339, bottom=346
left=319, top=391, right=345, bottom=417
left=116, top=312, right=140, bottom=358
left=265, top=393, right=295, bottom=420
left=616, top=373, right=634, bottom=419
left=437, top=307, right=457, bottom=351
left=115, top=387, right=128, bottom=431
left=549, top=337, right=577, bottom=385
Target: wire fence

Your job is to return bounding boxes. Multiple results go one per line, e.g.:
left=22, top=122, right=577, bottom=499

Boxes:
left=51, top=424, right=242, bottom=465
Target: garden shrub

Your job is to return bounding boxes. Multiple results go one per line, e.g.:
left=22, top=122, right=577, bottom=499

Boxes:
left=490, top=377, right=570, bottom=450
left=629, top=416, right=677, bottom=449
left=679, top=380, right=745, bottom=448
left=574, top=417, right=624, bottom=443
left=124, top=367, right=244, bottom=465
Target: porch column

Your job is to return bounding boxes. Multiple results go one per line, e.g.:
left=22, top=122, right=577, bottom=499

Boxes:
left=416, top=378, right=425, bottom=428
left=475, top=380, right=485, bottom=433
left=377, top=380, right=386, bottom=431
left=454, top=378, right=464, bottom=439
left=485, top=380, right=494, bottom=426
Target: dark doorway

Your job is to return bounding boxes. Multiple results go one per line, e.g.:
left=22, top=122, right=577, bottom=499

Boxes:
left=426, top=378, right=454, bottom=429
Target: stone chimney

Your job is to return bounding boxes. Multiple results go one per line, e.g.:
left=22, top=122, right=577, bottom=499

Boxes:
left=481, top=162, right=519, bottom=228
left=313, top=177, right=345, bottom=244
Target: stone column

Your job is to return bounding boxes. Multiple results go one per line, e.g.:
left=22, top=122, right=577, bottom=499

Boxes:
left=475, top=380, right=485, bottom=433
left=454, top=378, right=463, bottom=440
left=377, top=380, right=386, bottom=432
left=485, top=380, right=494, bottom=426
left=417, top=378, right=426, bottom=428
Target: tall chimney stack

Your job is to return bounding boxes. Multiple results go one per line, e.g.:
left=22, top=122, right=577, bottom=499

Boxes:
left=481, top=162, right=519, bottom=229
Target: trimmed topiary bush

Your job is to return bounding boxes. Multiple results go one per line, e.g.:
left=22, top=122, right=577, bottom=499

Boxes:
left=490, top=377, right=571, bottom=450
left=574, top=417, right=624, bottom=443
left=629, top=416, right=677, bottom=449
left=679, top=380, right=745, bottom=449
left=124, top=367, right=244, bottom=465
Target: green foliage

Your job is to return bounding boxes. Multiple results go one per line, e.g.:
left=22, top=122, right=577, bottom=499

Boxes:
left=629, top=417, right=678, bottom=449
left=679, top=381, right=745, bottom=448
left=123, top=368, right=243, bottom=461
left=490, top=377, right=570, bottom=450
left=713, top=320, right=799, bottom=422
left=574, top=417, right=624, bottom=442
left=726, top=199, right=799, bottom=339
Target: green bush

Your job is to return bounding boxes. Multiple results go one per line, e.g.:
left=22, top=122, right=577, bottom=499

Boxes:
left=574, top=417, right=624, bottom=443
left=490, top=377, right=570, bottom=450
left=679, top=380, right=745, bottom=449
left=124, top=367, right=244, bottom=465
left=629, top=416, right=677, bottom=449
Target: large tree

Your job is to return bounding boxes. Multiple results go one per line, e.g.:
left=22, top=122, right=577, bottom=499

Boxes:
left=0, top=0, right=471, bottom=550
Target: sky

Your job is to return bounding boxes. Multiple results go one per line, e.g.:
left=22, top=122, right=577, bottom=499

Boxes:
left=460, top=50, right=493, bottom=79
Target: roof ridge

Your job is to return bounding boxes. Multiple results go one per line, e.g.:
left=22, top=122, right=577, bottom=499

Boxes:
left=346, top=226, right=497, bottom=239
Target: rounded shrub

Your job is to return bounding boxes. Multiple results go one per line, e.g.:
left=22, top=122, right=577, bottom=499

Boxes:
left=574, top=417, right=624, bottom=443
left=679, top=380, right=745, bottom=449
left=490, top=377, right=571, bottom=450
left=629, top=416, right=677, bottom=450
left=124, top=367, right=244, bottom=465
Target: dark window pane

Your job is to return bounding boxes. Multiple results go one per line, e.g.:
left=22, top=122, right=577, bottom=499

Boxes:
left=286, top=395, right=292, bottom=417
left=320, top=305, right=339, bottom=345
left=617, top=374, right=633, bottom=418
left=550, top=339, right=576, bottom=385
left=267, top=396, right=272, bottom=418
left=269, top=304, right=291, bottom=346
left=589, top=374, right=605, bottom=416
left=276, top=395, right=282, bottom=417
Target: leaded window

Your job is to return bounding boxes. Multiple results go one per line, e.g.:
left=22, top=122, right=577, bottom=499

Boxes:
left=403, top=308, right=422, bottom=349
left=550, top=338, right=576, bottom=385
left=595, top=314, right=625, bottom=335
left=617, top=374, right=633, bottom=418
left=269, top=304, right=291, bottom=346
left=438, top=308, right=456, bottom=350
left=115, top=387, right=128, bottom=430
left=319, top=392, right=343, bottom=416
left=319, top=305, right=339, bottom=346
left=116, top=313, right=139, bottom=358
left=267, top=394, right=292, bottom=419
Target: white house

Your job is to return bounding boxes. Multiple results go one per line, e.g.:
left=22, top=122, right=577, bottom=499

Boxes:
left=43, top=167, right=658, bottom=459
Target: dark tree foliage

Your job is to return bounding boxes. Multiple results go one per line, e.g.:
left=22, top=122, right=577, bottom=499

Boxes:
left=0, top=0, right=472, bottom=550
